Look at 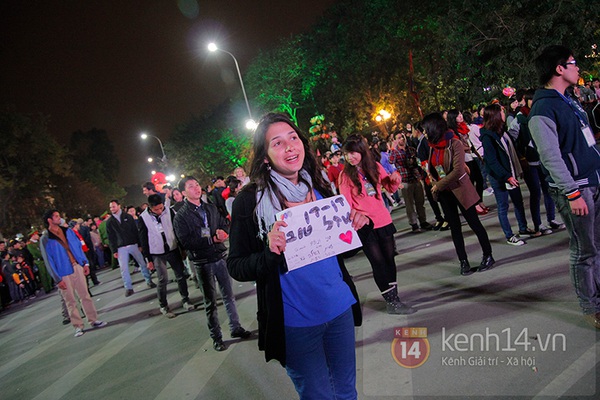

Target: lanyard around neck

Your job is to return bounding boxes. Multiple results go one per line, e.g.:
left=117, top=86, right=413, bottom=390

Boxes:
left=555, top=90, right=589, bottom=127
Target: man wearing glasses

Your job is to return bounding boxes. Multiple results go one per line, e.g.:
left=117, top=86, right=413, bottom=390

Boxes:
left=529, top=45, right=600, bottom=329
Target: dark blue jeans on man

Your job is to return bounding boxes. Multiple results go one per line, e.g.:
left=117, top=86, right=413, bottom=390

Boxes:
left=550, top=186, right=600, bottom=315
left=193, top=258, right=242, bottom=340
left=153, top=250, right=190, bottom=309
left=523, top=164, right=557, bottom=228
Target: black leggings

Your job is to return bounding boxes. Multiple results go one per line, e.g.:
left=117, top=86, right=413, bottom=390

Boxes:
left=467, top=159, right=484, bottom=202
left=360, top=225, right=397, bottom=292
left=438, top=190, right=492, bottom=261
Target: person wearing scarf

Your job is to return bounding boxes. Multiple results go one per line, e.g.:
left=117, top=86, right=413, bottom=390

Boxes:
left=480, top=104, right=536, bottom=246
left=423, top=113, right=494, bottom=275
left=227, top=113, right=369, bottom=400
left=447, top=109, right=489, bottom=215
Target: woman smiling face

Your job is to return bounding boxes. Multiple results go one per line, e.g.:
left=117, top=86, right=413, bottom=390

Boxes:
left=265, top=122, right=305, bottom=184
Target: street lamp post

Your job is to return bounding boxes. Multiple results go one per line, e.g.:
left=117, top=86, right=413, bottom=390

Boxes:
left=140, top=132, right=167, bottom=164
left=207, top=43, right=256, bottom=130
left=375, top=110, right=392, bottom=136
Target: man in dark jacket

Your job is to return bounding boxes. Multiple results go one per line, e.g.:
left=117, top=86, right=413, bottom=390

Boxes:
left=173, top=176, right=250, bottom=351
left=529, top=45, right=600, bottom=329
left=106, top=199, right=155, bottom=297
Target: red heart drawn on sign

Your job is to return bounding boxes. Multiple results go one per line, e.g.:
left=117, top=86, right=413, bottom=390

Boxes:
left=339, top=231, right=353, bottom=244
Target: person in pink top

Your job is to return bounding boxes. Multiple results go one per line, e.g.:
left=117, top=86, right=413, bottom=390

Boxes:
left=338, top=134, right=416, bottom=315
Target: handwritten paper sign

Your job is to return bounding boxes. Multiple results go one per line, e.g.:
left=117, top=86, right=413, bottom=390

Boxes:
left=275, top=195, right=362, bottom=271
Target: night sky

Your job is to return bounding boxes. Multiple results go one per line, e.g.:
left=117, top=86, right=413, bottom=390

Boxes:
left=0, top=0, right=337, bottom=185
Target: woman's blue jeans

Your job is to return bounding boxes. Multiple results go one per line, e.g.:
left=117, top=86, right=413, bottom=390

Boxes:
left=489, top=176, right=529, bottom=239
left=285, top=308, right=357, bottom=400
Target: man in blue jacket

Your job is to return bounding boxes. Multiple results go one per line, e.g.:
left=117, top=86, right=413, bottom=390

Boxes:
left=529, top=45, right=600, bottom=329
left=42, top=209, right=107, bottom=337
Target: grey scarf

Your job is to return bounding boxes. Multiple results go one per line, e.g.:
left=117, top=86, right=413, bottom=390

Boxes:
left=256, top=169, right=313, bottom=240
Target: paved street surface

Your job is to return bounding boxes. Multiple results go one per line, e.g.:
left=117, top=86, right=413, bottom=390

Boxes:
left=1, top=191, right=599, bottom=399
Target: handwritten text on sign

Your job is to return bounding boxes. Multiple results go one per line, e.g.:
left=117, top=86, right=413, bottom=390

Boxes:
left=275, top=195, right=362, bottom=271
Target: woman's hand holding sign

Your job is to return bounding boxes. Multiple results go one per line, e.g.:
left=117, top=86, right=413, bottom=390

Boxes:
left=268, top=220, right=288, bottom=255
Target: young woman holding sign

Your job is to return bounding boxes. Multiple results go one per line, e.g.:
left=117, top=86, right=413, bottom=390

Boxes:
left=227, top=113, right=369, bottom=400
left=338, top=134, right=416, bottom=315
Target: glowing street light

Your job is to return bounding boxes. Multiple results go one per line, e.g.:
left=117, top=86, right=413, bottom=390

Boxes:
left=207, top=42, right=256, bottom=130
left=140, top=132, right=167, bottom=164
left=147, top=157, right=153, bottom=163
left=375, top=109, right=392, bottom=134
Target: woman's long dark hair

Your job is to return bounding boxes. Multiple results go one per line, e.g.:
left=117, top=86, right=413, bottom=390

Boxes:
left=446, top=109, right=460, bottom=133
left=483, top=104, right=505, bottom=135
left=421, top=113, right=447, bottom=144
left=249, top=113, right=333, bottom=207
left=341, top=134, right=381, bottom=199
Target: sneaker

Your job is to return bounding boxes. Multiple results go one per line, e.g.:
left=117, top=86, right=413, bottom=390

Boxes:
left=125, top=289, right=134, bottom=297
left=91, top=320, right=107, bottom=328
left=62, top=318, right=71, bottom=325
left=182, top=301, right=195, bottom=312
left=74, top=327, right=84, bottom=337
left=410, top=224, right=421, bottom=233
left=147, top=281, right=157, bottom=289
left=132, top=267, right=140, bottom=273
left=538, top=225, right=553, bottom=235
left=519, top=228, right=541, bottom=238
left=549, top=220, right=565, bottom=230
left=213, top=339, right=227, bottom=351
left=433, top=221, right=444, bottom=231
left=160, top=307, right=177, bottom=319
left=439, top=221, right=450, bottom=231
left=231, top=327, right=252, bottom=339
left=506, top=235, right=525, bottom=246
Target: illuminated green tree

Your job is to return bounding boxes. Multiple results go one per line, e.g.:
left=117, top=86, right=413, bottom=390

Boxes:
left=244, top=0, right=599, bottom=130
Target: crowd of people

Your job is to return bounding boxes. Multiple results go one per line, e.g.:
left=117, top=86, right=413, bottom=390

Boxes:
left=1, top=44, right=599, bottom=400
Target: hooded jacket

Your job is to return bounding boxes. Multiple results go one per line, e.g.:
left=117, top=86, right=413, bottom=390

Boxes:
left=528, top=88, right=600, bottom=195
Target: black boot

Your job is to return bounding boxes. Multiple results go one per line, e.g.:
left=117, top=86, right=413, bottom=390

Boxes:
left=382, top=287, right=416, bottom=315
left=478, top=255, right=495, bottom=272
left=460, top=260, right=474, bottom=276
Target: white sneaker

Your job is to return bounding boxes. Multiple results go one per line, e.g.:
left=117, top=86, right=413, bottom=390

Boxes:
left=74, top=327, right=84, bottom=337
left=506, top=235, right=525, bottom=246
left=182, top=302, right=194, bottom=312
left=549, top=220, right=565, bottom=230
left=160, top=307, right=176, bottom=319
left=538, top=225, right=553, bottom=235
